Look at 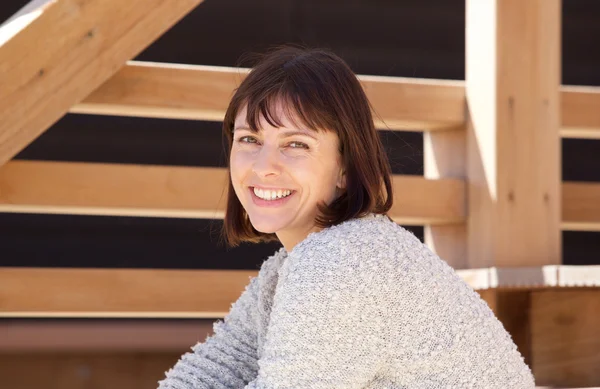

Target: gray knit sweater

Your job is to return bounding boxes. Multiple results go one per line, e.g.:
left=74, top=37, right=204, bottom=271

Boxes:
left=158, top=213, right=536, bottom=388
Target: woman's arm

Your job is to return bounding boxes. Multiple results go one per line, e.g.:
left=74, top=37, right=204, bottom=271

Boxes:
left=157, top=275, right=260, bottom=389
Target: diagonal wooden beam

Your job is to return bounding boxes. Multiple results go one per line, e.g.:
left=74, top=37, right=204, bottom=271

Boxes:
left=0, top=0, right=204, bottom=167
left=70, top=61, right=467, bottom=131
left=0, top=160, right=466, bottom=225
left=0, top=0, right=53, bottom=47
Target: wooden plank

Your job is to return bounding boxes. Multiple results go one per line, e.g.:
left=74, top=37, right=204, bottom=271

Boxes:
left=562, top=182, right=600, bottom=231
left=70, top=61, right=467, bottom=131
left=1, top=161, right=598, bottom=230
left=0, top=267, right=256, bottom=318
left=0, top=353, right=180, bottom=389
left=465, top=0, right=561, bottom=268
left=0, top=160, right=230, bottom=220
left=561, top=85, right=600, bottom=139
left=0, top=320, right=213, bottom=352
left=0, top=0, right=53, bottom=46
left=0, top=0, right=203, bottom=167
left=1, top=265, right=598, bottom=318
left=71, top=61, right=600, bottom=137
left=423, top=128, right=467, bottom=269
left=531, top=289, right=600, bottom=387
left=494, top=291, right=533, bottom=369
left=71, top=62, right=246, bottom=123
left=0, top=160, right=466, bottom=225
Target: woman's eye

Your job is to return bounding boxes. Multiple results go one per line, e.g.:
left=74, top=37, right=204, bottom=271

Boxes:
left=288, top=141, right=309, bottom=149
left=238, top=136, right=258, bottom=144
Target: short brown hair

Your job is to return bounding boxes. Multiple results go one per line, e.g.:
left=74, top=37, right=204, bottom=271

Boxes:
left=221, top=44, right=393, bottom=247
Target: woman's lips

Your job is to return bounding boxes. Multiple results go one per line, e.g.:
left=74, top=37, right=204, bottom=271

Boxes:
left=249, top=187, right=295, bottom=207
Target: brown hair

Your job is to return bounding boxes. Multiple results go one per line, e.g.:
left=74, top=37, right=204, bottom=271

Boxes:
left=221, top=44, right=393, bottom=247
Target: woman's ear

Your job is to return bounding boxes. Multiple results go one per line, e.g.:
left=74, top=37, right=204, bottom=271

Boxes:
left=337, top=169, right=346, bottom=189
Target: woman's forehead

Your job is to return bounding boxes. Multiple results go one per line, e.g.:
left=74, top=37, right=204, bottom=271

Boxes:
left=234, top=103, right=310, bottom=132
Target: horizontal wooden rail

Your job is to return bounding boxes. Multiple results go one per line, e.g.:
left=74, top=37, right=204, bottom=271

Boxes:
left=562, top=181, right=600, bottom=231
left=0, top=320, right=213, bottom=352
left=0, top=266, right=598, bottom=318
left=0, top=160, right=466, bottom=225
left=561, top=85, right=600, bottom=139
left=0, top=267, right=254, bottom=318
left=70, top=61, right=600, bottom=138
left=2, top=161, right=600, bottom=230
left=70, top=61, right=467, bottom=131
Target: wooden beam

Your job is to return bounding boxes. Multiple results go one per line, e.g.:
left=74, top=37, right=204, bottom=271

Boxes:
left=423, top=128, right=467, bottom=269
left=1, top=266, right=598, bottom=318
left=0, top=353, right=180, bottom=389
left=0, top=161, right=229, bottom=219
left=0, top=0, right=53, bottom=46
left=0, top=0, right=203, bottom=167
left=466, top=0, right=561, bottom=268
left=71, top=61, right=600, bottom=137
left=561, top=85, right=600, bottom=139
left=0, top=160, right=466, bottom=225
left=71, top=62, right=247, bottom=123
left=1, top=161, right=598, bottom=230
left=562, top=182, right=600, bottom=231
left=531, top=289, right=600, bottom=387
left=70, top=61, right=467, bottom=131
left=0, top=320, right=214, bottom=352
left=0, top=267, right=256, bottom=318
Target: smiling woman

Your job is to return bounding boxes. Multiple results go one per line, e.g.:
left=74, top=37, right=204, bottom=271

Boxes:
left=229, top=101, right=350, bottom=251
left=222, top=45, right=393, bottom=251
left=157, top=45, right=536, bottom=389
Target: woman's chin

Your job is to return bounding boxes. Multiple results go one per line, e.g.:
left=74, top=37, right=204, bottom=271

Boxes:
left=248, top=215, right=289, bottom=234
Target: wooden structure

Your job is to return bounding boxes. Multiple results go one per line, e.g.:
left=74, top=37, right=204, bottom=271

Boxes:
left=0, top=0, right=599, bottom=387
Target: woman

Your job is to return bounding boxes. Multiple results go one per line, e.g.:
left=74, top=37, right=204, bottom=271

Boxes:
left=158, top=45, right=535, bottom=388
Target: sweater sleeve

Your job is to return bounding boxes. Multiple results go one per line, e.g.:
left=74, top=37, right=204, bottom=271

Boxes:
left=157, top=275, right=260, bottom=389
left=244, top=247, right=386, bottom=389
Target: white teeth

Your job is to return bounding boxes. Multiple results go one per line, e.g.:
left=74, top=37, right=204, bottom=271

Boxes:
left=253, top=187, right=292, bottom=200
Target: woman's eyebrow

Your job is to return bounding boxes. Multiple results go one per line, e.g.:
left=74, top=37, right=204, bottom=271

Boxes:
left=279, top=130, right=317, bottom=140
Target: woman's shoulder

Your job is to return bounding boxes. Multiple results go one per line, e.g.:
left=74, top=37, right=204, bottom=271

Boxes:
left=287, top=212, right=463, bottom=288
left=291, top=213, right=421, bottom=258
left=257, top=246, right=287, bottom=276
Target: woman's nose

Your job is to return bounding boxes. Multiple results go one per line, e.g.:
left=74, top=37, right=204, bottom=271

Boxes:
left=251, top=145, right=280, bottom=177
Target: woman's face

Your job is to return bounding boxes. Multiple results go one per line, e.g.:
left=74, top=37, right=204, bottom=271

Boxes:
left=230, top=101, right=346, bottom=249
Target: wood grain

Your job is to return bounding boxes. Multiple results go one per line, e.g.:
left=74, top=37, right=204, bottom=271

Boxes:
left=0, top=0, right=204, bottom=166
left=0, top=160, right=467, bottom=225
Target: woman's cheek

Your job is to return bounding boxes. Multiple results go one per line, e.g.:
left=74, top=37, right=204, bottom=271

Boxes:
left=230, top=150, right=251, bottom=172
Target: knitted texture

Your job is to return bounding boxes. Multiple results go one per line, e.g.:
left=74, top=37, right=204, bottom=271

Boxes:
left=158, top=213, right=536, bottom=388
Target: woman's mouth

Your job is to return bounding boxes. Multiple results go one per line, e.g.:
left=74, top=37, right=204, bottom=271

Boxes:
left=249, top=186, right=295, bottom=207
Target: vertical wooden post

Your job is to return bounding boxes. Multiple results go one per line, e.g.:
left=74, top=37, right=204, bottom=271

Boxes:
left=465, top=0, right=562, bottom=269
left=465, top=0, right=562, bottom=377
left=424, top=130, right=467, bottom=269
